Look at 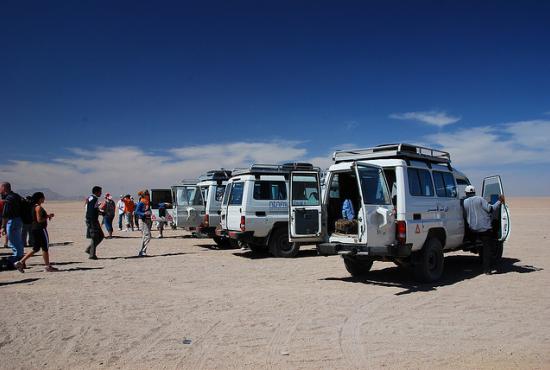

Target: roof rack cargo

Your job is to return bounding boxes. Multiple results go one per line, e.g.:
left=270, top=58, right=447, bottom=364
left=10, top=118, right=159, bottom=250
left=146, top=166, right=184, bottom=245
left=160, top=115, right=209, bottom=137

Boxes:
left=197, top=169, right=232, bottom=182
left=232, top=163, right=318, bottom=176
left=180, top=179, right=198, bottom=185
left=332, top=143, right=451, bottom=165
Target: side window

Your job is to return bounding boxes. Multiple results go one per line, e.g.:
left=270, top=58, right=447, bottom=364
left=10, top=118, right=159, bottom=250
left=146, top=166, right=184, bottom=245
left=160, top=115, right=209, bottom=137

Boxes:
left=408, top=168, right=434, bottom=197
left=328, top=174, right=340, bottom=199
left=228, top=182, right=245, bottom=205
left=456, top=178, right=470, bottom=185
left=215, top=185, right=226, bottom=202
left=433, top=171, right=457, bottom=198
left=253, top=181, right=287, bottom=200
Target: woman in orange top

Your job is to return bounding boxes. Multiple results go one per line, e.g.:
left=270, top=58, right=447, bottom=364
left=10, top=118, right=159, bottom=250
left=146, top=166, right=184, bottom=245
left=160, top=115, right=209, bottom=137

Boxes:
left=123, top=195, right=135, bottom=231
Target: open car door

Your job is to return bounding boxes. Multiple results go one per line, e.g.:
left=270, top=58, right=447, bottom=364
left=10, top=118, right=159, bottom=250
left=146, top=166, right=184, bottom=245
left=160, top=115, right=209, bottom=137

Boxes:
left=482, top=175, right=511, bottom=242
left=171, top=185, right=205, bottom=229
left=354, top=163, right=395, bottom=247
left=289, top=170, right=324, bottom=243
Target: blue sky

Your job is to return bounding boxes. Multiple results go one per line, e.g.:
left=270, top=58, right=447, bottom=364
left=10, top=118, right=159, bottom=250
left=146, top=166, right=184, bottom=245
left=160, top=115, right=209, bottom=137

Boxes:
left=1, top=1, right=549, bottom=196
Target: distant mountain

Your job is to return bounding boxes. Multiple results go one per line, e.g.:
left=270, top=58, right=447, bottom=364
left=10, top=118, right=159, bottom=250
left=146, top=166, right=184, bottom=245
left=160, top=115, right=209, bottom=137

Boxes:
left=17, top=188, right=83, bottom=201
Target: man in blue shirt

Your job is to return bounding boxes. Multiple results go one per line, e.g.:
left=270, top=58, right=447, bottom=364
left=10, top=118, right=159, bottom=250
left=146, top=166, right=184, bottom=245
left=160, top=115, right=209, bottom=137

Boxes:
left=1, top=182, right=24, bottom=267
left=342, top=199, right=355, bottom=220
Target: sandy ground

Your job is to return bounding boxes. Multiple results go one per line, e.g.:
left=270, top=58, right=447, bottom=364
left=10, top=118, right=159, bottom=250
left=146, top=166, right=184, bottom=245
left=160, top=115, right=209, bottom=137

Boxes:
left=0, top=198, right=549, bottom=370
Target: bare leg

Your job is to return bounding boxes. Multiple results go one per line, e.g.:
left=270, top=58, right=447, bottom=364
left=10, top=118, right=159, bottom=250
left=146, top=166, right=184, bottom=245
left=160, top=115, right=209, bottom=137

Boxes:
left=42, top=250, right=50, bottom=266
left=19, top=250, right=36, bottom=265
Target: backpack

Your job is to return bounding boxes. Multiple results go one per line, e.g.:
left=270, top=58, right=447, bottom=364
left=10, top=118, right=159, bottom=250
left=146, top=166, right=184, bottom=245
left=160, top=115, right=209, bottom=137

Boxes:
left=20, top=196, right=34, bottom=224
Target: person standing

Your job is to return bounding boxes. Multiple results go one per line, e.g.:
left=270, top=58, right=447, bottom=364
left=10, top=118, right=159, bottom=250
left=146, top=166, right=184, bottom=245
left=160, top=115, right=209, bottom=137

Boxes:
left=463, top=185, right=505, bottom=275
left=85, top=186, right=104, bottom=259
left=123, top=195, right=135, bottom=231
left=116, top=195, right=125, bottom=231
left=14, top=192, right=57, bottom=272
left=132, top=197, right=140, bottom=231
left=101, top=193, right=116, bottom=238
left=135, top=190, right=152, bottom=257
left=0, top=198, right=8, bottom=248
left=1, top=182, right=24, bottom=268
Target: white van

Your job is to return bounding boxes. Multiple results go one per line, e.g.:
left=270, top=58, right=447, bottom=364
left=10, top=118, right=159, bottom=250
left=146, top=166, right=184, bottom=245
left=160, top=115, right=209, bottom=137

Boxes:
left=217, top=164, right=317, bottom=257
left=195, top=170, right=233, bottom=246
left=287, top=143, right=510, bottom=282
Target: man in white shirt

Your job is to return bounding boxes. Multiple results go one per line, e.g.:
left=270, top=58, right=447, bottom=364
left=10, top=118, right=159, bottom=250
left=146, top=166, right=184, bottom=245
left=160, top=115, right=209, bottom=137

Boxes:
left=116, top=196, right=125, bottom=231
left=463, top=185, right=505, bottom=274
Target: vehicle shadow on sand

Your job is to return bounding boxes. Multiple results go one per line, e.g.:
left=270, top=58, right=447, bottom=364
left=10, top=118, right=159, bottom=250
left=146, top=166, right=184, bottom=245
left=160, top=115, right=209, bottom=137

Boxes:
left=232, top=249, right=319, bottom=259
left=98, top=252, right=188, bottom=260
left=321, top=256, right=542, bottom=296
left=0, top=278, right=41, bottom=286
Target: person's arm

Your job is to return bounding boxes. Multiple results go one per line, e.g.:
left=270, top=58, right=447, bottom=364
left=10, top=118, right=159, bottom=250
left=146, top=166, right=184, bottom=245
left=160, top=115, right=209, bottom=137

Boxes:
left=134, top=202, right=144, bottom=217
left=36, top=206, right=46, bottom=223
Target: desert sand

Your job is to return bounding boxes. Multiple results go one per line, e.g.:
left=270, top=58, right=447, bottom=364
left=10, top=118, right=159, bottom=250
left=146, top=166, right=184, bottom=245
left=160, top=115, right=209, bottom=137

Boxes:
left=0, top=198, right=549, bottom=369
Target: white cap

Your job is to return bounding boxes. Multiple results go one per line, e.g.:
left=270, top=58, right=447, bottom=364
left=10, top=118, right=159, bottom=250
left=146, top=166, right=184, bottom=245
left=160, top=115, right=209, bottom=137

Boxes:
left=465, top=185, right=476, bottom=193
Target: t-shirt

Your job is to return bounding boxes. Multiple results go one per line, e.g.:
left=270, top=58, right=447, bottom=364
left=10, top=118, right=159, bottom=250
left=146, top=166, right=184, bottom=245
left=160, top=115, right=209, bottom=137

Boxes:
left=116, top=200, right=125, bottom=215
left=123, top=198, right=135, bottom=213
left=85, top=195, right=100, bottom=222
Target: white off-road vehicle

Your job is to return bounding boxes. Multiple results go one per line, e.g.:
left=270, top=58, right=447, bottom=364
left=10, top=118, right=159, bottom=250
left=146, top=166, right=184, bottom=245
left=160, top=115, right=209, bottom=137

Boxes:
left=217, top=163, right=318, bottom=257
left=287, top=143, right=510, bottom=282
left=171, top=170, right=234, bottom=246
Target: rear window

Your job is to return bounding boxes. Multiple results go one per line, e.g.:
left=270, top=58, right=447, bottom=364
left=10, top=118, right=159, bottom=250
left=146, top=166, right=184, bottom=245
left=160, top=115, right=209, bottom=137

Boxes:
left=228, top=182, right=245, bottom=205
left=456, top=178, right=470, bottom=185
left=175, top=186, right=203, bottom=206
left=292, top=174, right=320, bottom=206
left=433, top=171, right=457, bottom=198
left=222, top=184, right=232, bottom=206
left=357, top=166, right=391, bottom=205
left=408, top=168, right=434, bottom=197
left=253, top=181, right=287, bottom=200
left=215, top=185, right=226, bottom=202
left=151, top=190, right=173, bottom=209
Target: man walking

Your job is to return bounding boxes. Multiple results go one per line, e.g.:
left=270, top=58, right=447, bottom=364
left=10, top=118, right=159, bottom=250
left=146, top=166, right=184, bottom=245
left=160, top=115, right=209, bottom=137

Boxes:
left=135, top=190, right=152, bottom=257
left=463, top=185, right=505, bottom=275
left=1, top=182, right=24, bottom=268
left=85, top=186, right=104, bottom=259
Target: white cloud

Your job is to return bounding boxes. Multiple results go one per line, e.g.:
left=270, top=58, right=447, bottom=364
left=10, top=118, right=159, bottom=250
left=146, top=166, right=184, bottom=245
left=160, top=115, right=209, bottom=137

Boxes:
left=0, top=141, right=322, bottom=197
left=426, top=119, right=550, bottom=195
left=389, top=110, right=461, bottom=127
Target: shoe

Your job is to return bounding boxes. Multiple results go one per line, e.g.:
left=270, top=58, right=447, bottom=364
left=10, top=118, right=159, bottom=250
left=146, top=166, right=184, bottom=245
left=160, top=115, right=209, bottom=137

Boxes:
left=138, top=251, right=147, bottom=257
left=157, top=235, right=163, bottom=239
left=44, top=266, right=59, bottom=272
left=89, top=255, right=98, bottom=260
left=14, top=261, right=25, bottom=273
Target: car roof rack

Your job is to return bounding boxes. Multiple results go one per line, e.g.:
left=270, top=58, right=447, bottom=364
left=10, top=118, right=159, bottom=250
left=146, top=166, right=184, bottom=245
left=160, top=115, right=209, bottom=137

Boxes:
left=180, top=179, right=198, bottom=185
left=232, top=163, right=319, bottom=176
left=332, top=143, right=451, bottom=165
left=197, top=169, right=232, bottom=182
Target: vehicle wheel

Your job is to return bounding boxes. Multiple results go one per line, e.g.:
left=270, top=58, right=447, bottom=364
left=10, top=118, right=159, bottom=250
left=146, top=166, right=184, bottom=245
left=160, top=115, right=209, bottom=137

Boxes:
left=269, top=228, right=299, bottom=258
left=413, top=237, right=444, bottom=282
left=343, top=256, right=374, bottom=277
left=213, top=236, right=230, bottom=248
left=228, top=239, right=239, bottom=249
left=479, top=241, right=503, bottom=265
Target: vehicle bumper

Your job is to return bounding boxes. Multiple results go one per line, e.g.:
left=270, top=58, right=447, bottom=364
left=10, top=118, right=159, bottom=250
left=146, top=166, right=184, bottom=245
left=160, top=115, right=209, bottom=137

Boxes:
left=198, top=226, right=217, bottom=237
left=317, top=243, right=412, bottom=258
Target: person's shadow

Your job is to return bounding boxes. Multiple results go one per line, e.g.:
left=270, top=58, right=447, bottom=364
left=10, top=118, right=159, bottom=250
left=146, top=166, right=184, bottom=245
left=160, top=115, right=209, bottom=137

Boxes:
left=321, top=255, right=542, bottom=296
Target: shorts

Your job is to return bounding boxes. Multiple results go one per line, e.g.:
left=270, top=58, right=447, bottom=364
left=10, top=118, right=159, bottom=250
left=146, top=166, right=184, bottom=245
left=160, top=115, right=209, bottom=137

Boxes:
left=32, top=228, right=49, bottom=252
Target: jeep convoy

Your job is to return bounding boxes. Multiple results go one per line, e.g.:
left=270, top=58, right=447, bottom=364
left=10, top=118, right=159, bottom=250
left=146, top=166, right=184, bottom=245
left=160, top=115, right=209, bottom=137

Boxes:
left=167, top=144, right=510, bottom=282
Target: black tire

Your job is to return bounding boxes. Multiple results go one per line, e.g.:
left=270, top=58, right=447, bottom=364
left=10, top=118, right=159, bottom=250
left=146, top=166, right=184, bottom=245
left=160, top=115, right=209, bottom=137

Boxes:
left=343, top=256, right=374, bottom=277
left=213, top=236, right=230, bottom=248
left=479, top=241, right=503, bottom=265
left=413, top=237, right=444, bottom=282
left=228, top=239, right=239, bottom=249
left=268, top=228, right=300, bottom=258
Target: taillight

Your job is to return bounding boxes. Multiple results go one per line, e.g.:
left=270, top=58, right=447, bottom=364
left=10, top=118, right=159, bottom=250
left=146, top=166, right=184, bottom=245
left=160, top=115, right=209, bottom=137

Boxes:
left=396, top=220, right=406, bottom=245
left=203, top=214, right=209, bottom=227
left=240, top=215, right=246, bottom=232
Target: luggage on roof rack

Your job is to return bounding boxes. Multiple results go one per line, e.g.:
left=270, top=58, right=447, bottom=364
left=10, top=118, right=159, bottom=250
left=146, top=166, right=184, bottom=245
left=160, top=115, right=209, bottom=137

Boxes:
left=232, top=163, right=318, bottom=176
left=332, top=143, right=451, bottom=164
left=198, top=169, right=232, bottom=182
